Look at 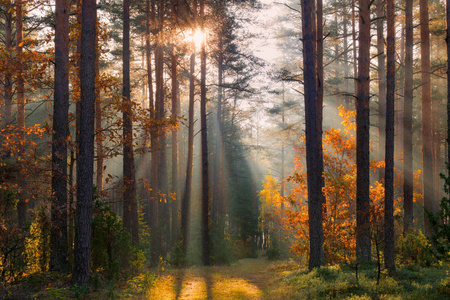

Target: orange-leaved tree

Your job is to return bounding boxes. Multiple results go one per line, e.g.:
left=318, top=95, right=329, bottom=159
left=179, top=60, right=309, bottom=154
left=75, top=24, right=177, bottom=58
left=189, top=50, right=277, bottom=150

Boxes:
left=286, top=106, right=421, bottom=263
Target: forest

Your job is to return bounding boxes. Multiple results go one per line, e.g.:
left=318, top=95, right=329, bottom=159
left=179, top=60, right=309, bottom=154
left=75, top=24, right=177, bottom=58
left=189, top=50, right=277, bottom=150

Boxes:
left=1, top=0, right=450, bottom=298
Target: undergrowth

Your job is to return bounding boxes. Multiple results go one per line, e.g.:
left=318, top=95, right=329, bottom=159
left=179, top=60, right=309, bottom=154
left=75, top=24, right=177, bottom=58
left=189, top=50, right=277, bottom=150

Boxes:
left=281, top=263, right=450, bottom=299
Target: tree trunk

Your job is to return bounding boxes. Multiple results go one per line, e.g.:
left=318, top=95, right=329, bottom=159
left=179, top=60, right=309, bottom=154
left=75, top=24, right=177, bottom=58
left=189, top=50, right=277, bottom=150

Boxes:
left=16, top=0, right=27, bottom=228
left=316, top=0, right=325, bottom=213
left=148, top=0, right=160, bottom=266
left=447, top=0, right=450, bottom=167
left=384, top=0, right=395, bottom=272
left=122, top=0, right=139, bottom=245
left=50, top=0, right=69, bottom=273
left=351, top=0, right=357, bottom=100
left=301, top=0, right=324, bottom=269
left=72, top=0, right=96, bottom=286
left=356, top=0, right=371, bottom=262
left=4, top=1, right=12, bottom=128
left=420, top=0, right=434, bottom=237
left=181, top=0, right=197, bottom=259
left=403, top=0, right=414, bottom=234
left=200, top=0, right=210, bottom=266
left=95, top=10, right=103, bottom=192
left=376, top=0, right=386, bottom=181
left=343, top=6, right=350, bottom=107
left=171, top=43, right=179, bottom=246
left=155, top=0, right=169, bottom=255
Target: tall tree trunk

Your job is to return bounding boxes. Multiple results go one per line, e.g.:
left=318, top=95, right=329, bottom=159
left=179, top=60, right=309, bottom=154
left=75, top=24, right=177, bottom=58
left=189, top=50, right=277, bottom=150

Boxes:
left=384, top=0, right=395, bottom=272
left=403, top=0, right=414, bottom=234
left=181, top=0, right=197, bottom=260
left=148, top=0, right=160, bottom=266
left=16, top=0, right=27, bottom=228
left=356, top=0, right=371, bottom=262
left=213, top=25, right=225, bottom=228
left=122, top=0, right=139, bottom=245
left=316, top=0, right=325, bottom=212
left=171, top=42, right=179, bottom=246
left=4, top=1, right=12, bottom=128
left=344, top=6, right=350, bottom=107
left=376, top=0, right=386, bottom=180
left=49, top=0, right=69, bottom=273
left=351, top=0, right=357, bottom=99
left=420, top=0, right=434, bottom=237
left=200, top=0, right=210, bottom=266
left=301, top=0, right=324, bottom=269
left=447, top=0, right=450, bottom=168
left=155, top=0, right=169, bottom=255
left=95, top=10, right=103, bottom=192
left=72, top=0, right=96, bottom=286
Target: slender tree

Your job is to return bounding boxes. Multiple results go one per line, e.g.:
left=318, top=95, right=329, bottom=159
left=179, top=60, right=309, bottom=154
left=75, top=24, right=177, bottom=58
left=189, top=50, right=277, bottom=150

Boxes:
left=403, top=0, right=414, bottom=234
left=171, top=43, right=179, bottom=247
left=122, top=0, right=138, bottom=245
left=301, top=0, right=324, bottom=268
left=420, top=0, right=434, bottom=237
left=4, top=0, right=12, bottom=128
left=384, top=0, right=395, bottom=272
left=16, top=0, right=26, bottom=228
left=181, top=0, right=197, bottom=258
left=376, top=0, right=386, bottom=180
left=356, top=0, right=371, bottom=261
left=447, top=0, right=450, bottom=166
left=72, top=0, right=96, bottom=286
left=49, top=0, right=69, bottom=273
left=199, top=0, right=210, bottom=266
left=147, top=0, right=160, bottom=266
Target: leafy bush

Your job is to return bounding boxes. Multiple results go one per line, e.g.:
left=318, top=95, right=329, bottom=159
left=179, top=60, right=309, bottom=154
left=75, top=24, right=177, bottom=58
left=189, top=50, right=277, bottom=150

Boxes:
left=211, top=223, right=235, bottom=265
left=0, top=189, right=27, bottom=284
left=25, top=206, right=51, bottom=274
left=91, top=199, right=131, bottom=279
left=427, top=165, right=450, bottom=260
left=397, top=230, right=435, bottom=266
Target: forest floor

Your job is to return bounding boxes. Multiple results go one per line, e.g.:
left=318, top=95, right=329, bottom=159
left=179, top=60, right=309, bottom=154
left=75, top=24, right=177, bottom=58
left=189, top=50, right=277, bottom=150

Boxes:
left=145, top=257, right=293, bottom=300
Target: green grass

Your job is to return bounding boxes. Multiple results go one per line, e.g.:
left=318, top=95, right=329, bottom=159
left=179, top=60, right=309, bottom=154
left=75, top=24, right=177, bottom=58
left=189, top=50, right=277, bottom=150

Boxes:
left=280, top=263, right=450, bottom=299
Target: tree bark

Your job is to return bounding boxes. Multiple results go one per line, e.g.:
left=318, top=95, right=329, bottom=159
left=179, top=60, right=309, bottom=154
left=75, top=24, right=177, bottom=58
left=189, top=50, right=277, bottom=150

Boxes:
left=171, top=42, right=179, bottom=246
left=316, top=0, right=325, bottom=212
left=155, top=0, right=169, bottom=255
left=181, top=0, right=197, bottom=259
left=122, top=0, right=139, bottom=245
left=16, top=0, right=27, bottom=228
left=384, top=0, right=396, bottom=272
left=420, top=0, right=434, bottom=237
left=200, top=0, right=210, bottom=266
left=301, top=0, right=324, bottom=269
left=95, top=10, right=103, bottom=192
left=447, top=0, right=450, bottom=167
left=72, top=0, right=96, bottom=286
left=4, top=1, right=12, bottom=128
left=50, top=0, right=69, bottom=273
left=376, top=0, right=386, bottom=180
left=147, top=0, right=160, bottom=266
left=356, top=0, right=371, bottom=262
left=403, top=0, right=414, bottom=234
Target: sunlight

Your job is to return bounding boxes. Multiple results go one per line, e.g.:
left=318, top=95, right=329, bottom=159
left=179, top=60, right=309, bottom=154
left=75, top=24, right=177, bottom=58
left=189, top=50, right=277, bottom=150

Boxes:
left=193, top=29, right=205, bottom=48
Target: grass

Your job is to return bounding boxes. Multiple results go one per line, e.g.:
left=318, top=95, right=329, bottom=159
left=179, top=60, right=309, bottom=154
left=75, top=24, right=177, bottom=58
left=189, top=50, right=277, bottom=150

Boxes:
left=279, top=263, right=450, bottom=299
left=3, top=258, right=450, bottom=299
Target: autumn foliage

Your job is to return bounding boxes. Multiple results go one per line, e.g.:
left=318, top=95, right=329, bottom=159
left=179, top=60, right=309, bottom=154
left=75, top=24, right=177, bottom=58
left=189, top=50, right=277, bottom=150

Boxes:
left=259, top=106, right=423, bottom=264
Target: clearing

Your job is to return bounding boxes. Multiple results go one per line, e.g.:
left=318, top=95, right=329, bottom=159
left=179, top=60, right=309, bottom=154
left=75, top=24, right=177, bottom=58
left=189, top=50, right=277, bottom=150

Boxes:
left=147, top=257, right=292, bottom=300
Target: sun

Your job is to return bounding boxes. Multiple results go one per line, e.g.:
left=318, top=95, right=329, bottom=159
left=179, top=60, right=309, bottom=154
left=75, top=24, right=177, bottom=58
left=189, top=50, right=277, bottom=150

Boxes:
left=193, top=29, right=204, bottom=48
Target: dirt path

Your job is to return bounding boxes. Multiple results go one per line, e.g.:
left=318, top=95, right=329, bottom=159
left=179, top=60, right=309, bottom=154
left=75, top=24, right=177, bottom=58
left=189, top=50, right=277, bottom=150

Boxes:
left=147, top=257, right=290, bottom=299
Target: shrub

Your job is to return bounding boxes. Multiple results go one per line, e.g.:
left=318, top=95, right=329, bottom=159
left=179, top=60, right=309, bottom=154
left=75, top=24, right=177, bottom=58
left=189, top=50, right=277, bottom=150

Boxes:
left=25, top=206, right=51, bottom=274
left=397, top=230, right=436, bottom=266
left=91, top=199, right=131, bottom=279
